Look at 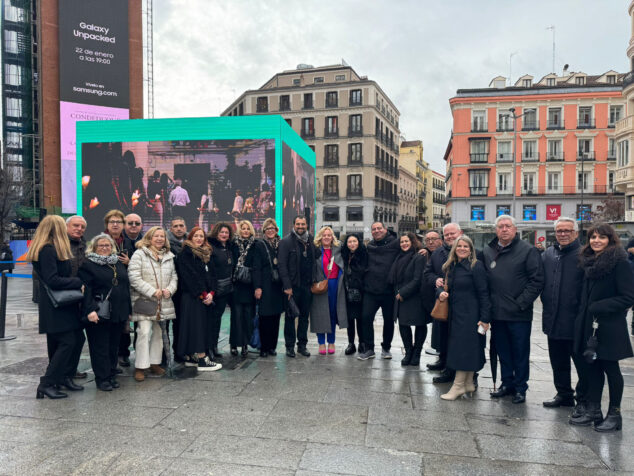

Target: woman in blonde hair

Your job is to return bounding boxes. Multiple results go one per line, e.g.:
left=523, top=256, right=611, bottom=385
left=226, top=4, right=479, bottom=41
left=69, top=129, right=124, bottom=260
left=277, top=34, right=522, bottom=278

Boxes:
left=310, top=226, right=347, bottom=354
left=27, top=215, right=84, bottom=399
left=437, top=235, right=491, bottom=400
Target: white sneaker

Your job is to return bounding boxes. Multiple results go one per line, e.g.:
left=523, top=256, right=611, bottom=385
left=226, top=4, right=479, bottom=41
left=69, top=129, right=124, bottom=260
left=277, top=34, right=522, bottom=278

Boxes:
left=197, top=356, right=222, bottom=372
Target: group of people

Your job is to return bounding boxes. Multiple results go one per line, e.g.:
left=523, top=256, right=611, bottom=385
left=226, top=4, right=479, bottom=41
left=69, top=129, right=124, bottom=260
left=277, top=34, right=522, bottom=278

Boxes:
left=25, top=210, right=632, bottom=433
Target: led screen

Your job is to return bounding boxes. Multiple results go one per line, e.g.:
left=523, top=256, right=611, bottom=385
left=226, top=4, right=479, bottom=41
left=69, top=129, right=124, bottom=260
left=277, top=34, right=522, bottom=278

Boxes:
left=282, top=143, right=315, bottom=235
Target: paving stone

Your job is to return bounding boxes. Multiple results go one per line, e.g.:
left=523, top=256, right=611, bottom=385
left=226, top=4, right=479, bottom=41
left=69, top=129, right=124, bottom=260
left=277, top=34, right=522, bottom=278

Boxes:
left=239, top=373, right=333, bottom=401
left=0, top=440, right=54, bottom=474
left=323, top=386, right=412, bottom=409
left=0, top=394, right=70, bottom=420
left=256, top=415, right=367, bottom=445
left=367, top=406, right=469, bottom=431
left=58, top=400, right=175, bottom=428
left=157, top=407, right=268, bottom=435
left=333, top=376, right=411, bottom=394
left=162, top=458, right=295, bottom=476
left=268, top=398, right=368, bottom=421
left=466, top=414, right=582, bottom=442
left=299, top=442, right=422, bottom=476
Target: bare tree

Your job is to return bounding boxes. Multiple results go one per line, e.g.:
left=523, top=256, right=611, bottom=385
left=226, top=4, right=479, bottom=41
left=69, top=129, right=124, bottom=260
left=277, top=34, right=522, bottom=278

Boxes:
left=0, top=167, right=33, bottom=241
left=592, top=195, right=625, bottom=223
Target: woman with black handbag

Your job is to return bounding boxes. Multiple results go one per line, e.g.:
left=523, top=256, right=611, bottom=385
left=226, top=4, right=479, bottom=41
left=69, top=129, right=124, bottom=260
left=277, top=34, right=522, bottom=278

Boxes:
left=230, top=220, right=263, bottom=357
left=207, top=222, right=234, bottom=358
left=176, top=227, right=222, bottom=371
left=78, top=234, right=132, bottom=391
left=341, top=234, right=367, bottom=355
left=571, top=223, right=634, bottom=432
left=388, top=233, right=426, bottom=367
left=27, top=215, right=84, bottom=399
left=258, top=218, right=284, bottom=357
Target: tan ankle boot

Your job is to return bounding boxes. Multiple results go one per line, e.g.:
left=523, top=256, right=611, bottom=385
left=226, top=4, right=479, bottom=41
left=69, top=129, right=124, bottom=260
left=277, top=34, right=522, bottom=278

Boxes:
left=464, top=371, right=476, bottom=393
left=149, top=364, right=166, bottom=376
left=134, top=369, right=145, bottom=382
left=441, top=371, right=467, bottom=400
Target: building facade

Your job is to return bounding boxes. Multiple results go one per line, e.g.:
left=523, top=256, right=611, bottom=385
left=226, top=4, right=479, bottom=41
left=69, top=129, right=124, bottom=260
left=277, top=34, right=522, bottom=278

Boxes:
left=400, top=139, right=430, bottom=231
left=446, top=72, right=623, bottom=233
left=222, top=64, right=401, bottom=239
left=398, top=166, right=417, bottom=233
left=432, top=170, right=446, bottom=229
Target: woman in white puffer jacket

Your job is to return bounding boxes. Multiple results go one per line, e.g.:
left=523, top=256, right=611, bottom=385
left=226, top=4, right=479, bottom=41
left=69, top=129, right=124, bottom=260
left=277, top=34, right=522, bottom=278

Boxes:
left=128, top=226, right=178, bottom=382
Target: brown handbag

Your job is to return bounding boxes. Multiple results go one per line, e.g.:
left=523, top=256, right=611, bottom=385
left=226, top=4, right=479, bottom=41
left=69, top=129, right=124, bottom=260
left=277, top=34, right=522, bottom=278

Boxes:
left=430, top=274, right=449, bottom=321
left=311, top=256, right=334, bottom=295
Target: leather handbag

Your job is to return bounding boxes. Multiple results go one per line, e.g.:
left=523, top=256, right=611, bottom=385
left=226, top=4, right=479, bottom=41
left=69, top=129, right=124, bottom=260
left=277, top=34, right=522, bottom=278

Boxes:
left=311, top=256, right=334, bottom=295
left=431, top=273, right=449, bottom=321
left=264, top=247, right=280, bottom=283
left=133, top=296, right=158, bottom=316
left=95, top=288, right=113, bottom=320
left=44, top=283, right=83, bottom=308
left=216, top=277, right=233, bottom=297
left=233, top=264, right=252, bottom=284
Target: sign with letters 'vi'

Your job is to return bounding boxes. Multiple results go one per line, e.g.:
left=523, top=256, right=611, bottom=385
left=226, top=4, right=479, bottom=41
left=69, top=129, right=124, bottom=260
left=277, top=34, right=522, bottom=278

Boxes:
left=546, top=204, right=561, bottom=221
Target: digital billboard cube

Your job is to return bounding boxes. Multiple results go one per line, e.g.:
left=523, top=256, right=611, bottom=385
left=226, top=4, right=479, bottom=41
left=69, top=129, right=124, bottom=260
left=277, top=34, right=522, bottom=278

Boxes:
left=75, top=116, right=316, bottom=238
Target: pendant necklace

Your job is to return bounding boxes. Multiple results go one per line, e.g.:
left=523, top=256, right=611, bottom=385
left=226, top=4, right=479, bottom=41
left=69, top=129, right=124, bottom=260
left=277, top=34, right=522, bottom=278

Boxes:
left=109, top=264, right=119, bottom=286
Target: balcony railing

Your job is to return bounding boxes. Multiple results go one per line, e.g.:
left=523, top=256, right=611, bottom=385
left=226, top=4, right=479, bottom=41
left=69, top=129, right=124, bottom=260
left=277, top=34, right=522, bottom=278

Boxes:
left=547, top=119, right=564, bottom=130
left=346, top=190, right=363, bottom=199
left=623, top=71, right=634, bottom=89
left=577, top=151, right=595, bottom=161
left=279, top=102, right=291, bottom=111
left=347, top=156, right=363, bottom=165
left=496, top=121, right=514, bottom=132
left=324, top=129, right=339, bottom=138
left=325, top=100, right=338, bottom=108
left=301, top=130, right=315, bottom=139
left=496, top=189, right=512, bottom=195
left=522, top=119, right=539, bottom=131
left=520, top=153, right=539, bottom=162
left=323, top=192, right=339, bottom=200
left=546, top=152, right=564, bottom=162
left=608, top=150, right=616, bottom=160
left=470, top=152, right=489, bottom=163
left=469, top=187, right=488, bottom=196
left=471, top=121, right=487, bottom=132
left=496, top=153, right=514, bottom=162
left=578, top=117, right=596, bottom=129
left=324, top=158, right=339, bottom=168
left=348, top=126, right=363, bottom=137
left=349, top=99, right=362, bottom=107
left=522, top=188, right=537, bottom=196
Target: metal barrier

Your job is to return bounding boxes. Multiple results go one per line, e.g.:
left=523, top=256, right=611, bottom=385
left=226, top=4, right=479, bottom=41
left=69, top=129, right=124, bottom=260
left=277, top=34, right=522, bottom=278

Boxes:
left=0, top=261, right=28, bottom=341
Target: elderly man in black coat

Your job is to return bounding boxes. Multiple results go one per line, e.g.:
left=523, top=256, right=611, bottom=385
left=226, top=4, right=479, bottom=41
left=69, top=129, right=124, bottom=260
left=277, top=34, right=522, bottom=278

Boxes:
left=484, top=215, right=544, bottom=404
left=541, top=217, right=587, bottom=414
left=66, top=215, right=88, bottom=381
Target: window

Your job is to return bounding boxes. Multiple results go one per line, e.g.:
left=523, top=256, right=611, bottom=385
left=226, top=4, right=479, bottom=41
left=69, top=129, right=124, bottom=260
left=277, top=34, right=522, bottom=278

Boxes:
left=578, top=138, right=592, bottom=159
left=350, top=89, right=362, bottom=106
left=335, top=74, right=346, bottom=81
left=303, top=93, right=313, bottom=109
left=323, top=206, right=339, bottom=221
left=578, top=171, right=590, bottom=192
left=5, top=131, right=22, bottom=149
left=326, top=91, right=338, bottom=108
left=609, top=105, right=623, bottom=126
left=497, top=173, right=510, bottom=193
left=470, top=140, right=489, bottom=162
left=547, top=139, right=562, bottom=160
left=497, top=205, right=510, bottom=216
left=578, top=106, right=593, bottom=127
left=607, top=75, right=616, bottom=84
left=469, top=170, right=488, bottom=195
left=325, top=145, right=338, bottom=166
left=285, top=118, right=292, bottom=127
left=256, top=96, right=268, bottom=113
left=575, top=76, right=586, bottom=85
left=314, top=76, right=324, bottom=83
left=522, top=79, right=532, bottom=87
left=325, top=116, right=338, bottom=136
left=5, top=97, right=21, bottom=117
left=577, top=204, right=592, bottom=221
left=347, top=175, right=362, bottom=197
left=609, top=138, right=616, bottom=159
left=324, top=175, right=338, bottom=197
left=349, top=143, right=362, bottom=164
left=238, top=103, right=243, bottom=115
left=547, top=107, right=562, bottom=128
left=523, top=108, right=537, bottom=130
left=472, top=110, right=486, bottom=131
left=523, top=172, right=536, bottom=193
left=498, top=109, right=513, bottom=131
left=523, top=205, right=537, bottom=221
left=301, top=117, right=314, bottom=137
left=522, top=140, right=537, bottom=161
left=279, top=95, right=290, bottom=111
left=546, top=77, right=556, bottom=86
left=4, top=30, right=17, bottom=54
left=349, top=114, right=362, bottom=135
left=497, top=141, right=512, bottom=161
left=4, top=64, right=21, bottom=86
left=618, top=139, right=630, bottom=167
left=346, top=206, right=363, bottom=221
left=547, top=172, right=560, bottom=192
left=471, top=205, right=485, bottom=221
left=609, top=171, right=615, bottom=192
left=292, top=78, right=300, bottom=86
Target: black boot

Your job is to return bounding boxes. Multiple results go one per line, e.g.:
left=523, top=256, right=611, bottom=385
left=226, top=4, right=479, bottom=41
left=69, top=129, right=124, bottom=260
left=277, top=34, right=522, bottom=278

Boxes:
left=569, top=401, right=603, bottom=426
left=570, top=400, right=586, bottom=419
left=409, top=346, right=423, bottom=366
left=36, top=385, right=68, bottom=399
left=60, top=377, right=84, bottom=391
left=426, top=358, right=444, bottom=371
left=594, top=407, right=622, bottom=432
left=401, top=346, right=413, bottom=366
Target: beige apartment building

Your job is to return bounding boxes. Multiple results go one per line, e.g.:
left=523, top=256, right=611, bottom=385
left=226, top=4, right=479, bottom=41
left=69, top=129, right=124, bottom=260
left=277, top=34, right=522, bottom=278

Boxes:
left=432, top=170, right=446, bottom=229
left=399, top=140, right=431, bottom=232
left=398, top=166, right=417, bottom=233
left=222, top=63, right=401, bottom=239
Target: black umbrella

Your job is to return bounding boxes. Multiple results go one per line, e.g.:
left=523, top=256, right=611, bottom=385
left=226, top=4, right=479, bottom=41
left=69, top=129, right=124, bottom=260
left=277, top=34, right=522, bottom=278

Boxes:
left=489, top=325, right=498, bottom=390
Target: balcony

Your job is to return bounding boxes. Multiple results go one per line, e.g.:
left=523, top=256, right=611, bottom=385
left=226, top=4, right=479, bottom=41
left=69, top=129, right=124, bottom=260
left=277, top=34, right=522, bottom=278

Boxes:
left=279, top=102, right=291, bottom=112
left=546, top=152, right=564, bottom=162
left=496, top=153, right=514, bottom=163
left=578, top=117, right=596, bottom=129
left=347, top=156, right=363, bottom=166
left=522, top=119, right=539, bottom=131
left=301, top=130, right=315, bottom=139
left=347, top=190, right=363, bottom=199
left=324, top=158, right=339, bottom=168
left=470, top=152, right=489, bottom=163
left=608, top=149, right=616, bottom=161
left=469, top=187, right=488, bottom=196
left=547, top=119, right=564, bottom=130
left=471, top=121, right=488, bottom=132
left=325, top=129, right=339, bottom=138
left=496, top=121, right=514, bottom=132
left=616, top=114, right=634, bottom=131
left=348, top=126, right=363, bottom=137
left=623, top=71, right=634, bottom=89
left=325, top=100, right=338, bottom=108
left=520, top=153, right=539, bottom=162
left=496, top=188, right=512, bottom=195
left=302, top=103, right=314, bottom=110
left=522, top=188, right=537, bottom=196
left=323, top=192, right=339, bottom=200
left=349, top=99, right=362, bottom=107
left=577, top=151, right=595, bottom=161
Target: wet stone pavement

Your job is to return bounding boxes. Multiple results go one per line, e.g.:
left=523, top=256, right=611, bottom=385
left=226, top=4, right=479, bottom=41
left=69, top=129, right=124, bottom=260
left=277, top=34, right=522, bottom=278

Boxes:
left=0, top=274, right=633, bottom=475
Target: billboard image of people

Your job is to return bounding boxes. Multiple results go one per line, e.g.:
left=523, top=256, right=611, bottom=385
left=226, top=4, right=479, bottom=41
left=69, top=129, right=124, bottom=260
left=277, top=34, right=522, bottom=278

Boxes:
left=282, top=143, right=315, bottom=235
left=81, top=139, right=276, bottom=237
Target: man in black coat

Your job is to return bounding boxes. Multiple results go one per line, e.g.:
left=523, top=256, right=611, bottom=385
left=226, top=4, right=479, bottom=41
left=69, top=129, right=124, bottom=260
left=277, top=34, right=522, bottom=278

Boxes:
left=541, top=217, right=587, bottom=412
left=66, top=215, right=88, bottom=381
left=165, top=216, right=186, bottom=364
left=356, top=222, right=401, bottom=360
left=423, top=223, right=463, bottom=382
left=484, top=215, right=544, bottom=404
left=278, top=215, right=315, bottom=358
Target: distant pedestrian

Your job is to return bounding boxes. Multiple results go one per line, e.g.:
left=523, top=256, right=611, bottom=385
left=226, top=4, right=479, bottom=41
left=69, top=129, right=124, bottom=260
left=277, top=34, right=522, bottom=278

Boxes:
left=437, top=236, right=490, bottom=400
left=341, top=234, right=367, bottom=355
left=570, top=223, right=634, bottom=432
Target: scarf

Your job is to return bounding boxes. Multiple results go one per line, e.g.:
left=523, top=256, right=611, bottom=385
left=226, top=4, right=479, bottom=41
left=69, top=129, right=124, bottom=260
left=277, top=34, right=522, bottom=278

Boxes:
left=105, top=230, right=124, bottom=252
left=265, top=235, right=281, bottom=250
left=292, top=229, right=309, bottom=243
left=234, top=235, right=255, bottom=265
left=86, top=253, right=119, bottom=266
left=147, top=245, right=166, bottom=261
left=184, top=240, right=211, bottom=263
left=581, top=245, right=627, bottom=279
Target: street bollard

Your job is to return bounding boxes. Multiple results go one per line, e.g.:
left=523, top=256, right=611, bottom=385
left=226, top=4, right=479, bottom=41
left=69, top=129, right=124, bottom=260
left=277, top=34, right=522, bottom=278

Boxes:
left=0, top=272, right=17, bottom=341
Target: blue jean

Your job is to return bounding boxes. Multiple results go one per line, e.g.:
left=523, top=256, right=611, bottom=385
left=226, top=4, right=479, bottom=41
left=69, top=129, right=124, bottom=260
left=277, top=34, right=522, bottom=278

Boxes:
left=317, top=277, right=339, bottom=345
left=493, top=320, right=532, bottom=394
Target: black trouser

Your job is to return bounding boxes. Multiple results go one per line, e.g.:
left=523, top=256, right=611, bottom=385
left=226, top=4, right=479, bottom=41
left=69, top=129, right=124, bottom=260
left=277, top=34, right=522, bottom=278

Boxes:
left=493, top=320, right=531, bottom=394
left=210, top=293, right=231, bottom=351
left=547, top=337, right=588, bottom=401
left=42, top=329, right=81, bottom=386
left=361, top=292, right=395, bottom=352
left=68, top=328, right=86, bottom=375
left=260, top=314, right=281, bottom=352
left=346, top=301, right=363, bottom=345
left=230, top=301, right=255, bottom=348
left=431, top=319, right=449, bottom=364
left=586, top=359, right=624, bottom=408
left=284, top=286, right=311, bottom=349
left=118, top=331, right=131, bottom=358
left=399, top=325, right=427, bottom=349
left=86, top=321, right=124, bottom=384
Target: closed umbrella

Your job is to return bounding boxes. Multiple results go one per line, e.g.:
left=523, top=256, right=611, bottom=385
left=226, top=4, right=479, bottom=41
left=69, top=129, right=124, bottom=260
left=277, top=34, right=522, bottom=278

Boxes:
left=249, top=303, right=261, bottom=349
left=489, top=326, right=498, bottom=390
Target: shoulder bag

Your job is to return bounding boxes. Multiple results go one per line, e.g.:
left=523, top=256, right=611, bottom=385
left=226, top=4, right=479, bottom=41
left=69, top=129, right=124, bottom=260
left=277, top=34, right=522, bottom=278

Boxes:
left=43, top=283, right=83, bottom=309
left=264, top=245, right=280, bottom=283
left=345, top=256, right=362, bottom=303
left=311, top=256, right=334, bottom=295
left=430, top=273, right=449, bottom=321
left=133, top=258, right=161, bottom=317
left=95, top=288, right=113, bottom=320
left=233, top=247, right=252, bottom=284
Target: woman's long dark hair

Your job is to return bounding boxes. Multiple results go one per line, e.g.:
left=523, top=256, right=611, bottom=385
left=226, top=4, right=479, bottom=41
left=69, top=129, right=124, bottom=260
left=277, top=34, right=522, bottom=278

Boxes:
left=208, top=221, right=234, bottom=242
left=579, top=222, right=622, bottom=258
left=401, top=232, right=421, bottom=252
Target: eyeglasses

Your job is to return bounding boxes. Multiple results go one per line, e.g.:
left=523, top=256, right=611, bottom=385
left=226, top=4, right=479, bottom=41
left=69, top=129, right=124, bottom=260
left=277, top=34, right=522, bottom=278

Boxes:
left=108, top=220, right=123, bottom=225
left=555, top=229, right=575, bottom=235
left=126, top=221, right=141, bottom=226
left=96, top=244, right=112, bottom=249
left=425, top=237, right=440, bottom=242
left=263, top=227, right=277, bottom=232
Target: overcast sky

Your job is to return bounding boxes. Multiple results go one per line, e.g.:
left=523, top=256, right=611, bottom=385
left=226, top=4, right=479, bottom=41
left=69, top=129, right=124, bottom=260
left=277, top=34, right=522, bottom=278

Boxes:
left=152, top=0, right=630, bottom=173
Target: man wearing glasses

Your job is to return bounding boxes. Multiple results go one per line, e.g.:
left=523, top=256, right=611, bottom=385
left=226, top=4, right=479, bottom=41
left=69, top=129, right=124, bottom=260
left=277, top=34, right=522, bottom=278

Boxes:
left=541, top=217, right=587, bottom=418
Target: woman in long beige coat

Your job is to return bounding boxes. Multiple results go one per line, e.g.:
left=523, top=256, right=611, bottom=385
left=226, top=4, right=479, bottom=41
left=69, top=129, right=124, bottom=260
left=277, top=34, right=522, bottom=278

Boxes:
left=128, top=227, right=178, bottom=382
